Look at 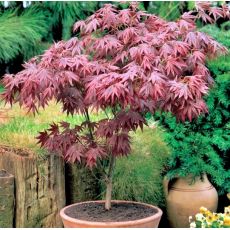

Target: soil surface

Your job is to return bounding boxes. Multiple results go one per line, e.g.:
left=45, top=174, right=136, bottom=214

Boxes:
left=65, top=202, right=157, bottom=222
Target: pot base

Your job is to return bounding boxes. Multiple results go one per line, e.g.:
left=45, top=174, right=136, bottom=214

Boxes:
left=60, top=200, right=163, bottom=228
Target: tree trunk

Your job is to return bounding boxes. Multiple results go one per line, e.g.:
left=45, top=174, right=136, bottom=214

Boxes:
left=0, top=145, right=65, bottom=227
left=105, top=179, right=112, bottom=210
left=0, top=170, right=14, bottom=227
left=105, top=155, right=116, bottom=210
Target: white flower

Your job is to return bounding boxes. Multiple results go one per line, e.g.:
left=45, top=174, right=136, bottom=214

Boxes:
left=189, top=216, right=193, bottom=223
left=219, top=213, right=224, bottom=218
left=190, top=222, right=196, bottom=228
left=23, top=1, right=31, bottom=8
left=201, top=222, right=207, bottom=228
left=195, top=213, right=204, bottom=221
left=3, top=1, right=9, bottom=8
left=218, top=220, right=224, bottom=225
left=225, top=206, right=230, bottom=214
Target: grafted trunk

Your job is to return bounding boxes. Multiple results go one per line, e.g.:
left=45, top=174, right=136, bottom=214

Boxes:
left=105, top=155, right=116, bottom=210
left=105, top=179, right=113, bottom=210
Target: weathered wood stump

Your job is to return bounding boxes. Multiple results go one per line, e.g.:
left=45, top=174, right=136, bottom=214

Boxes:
left=0, top=169, right=15, bottom=227
left=0, top=146, right=65, bottom=227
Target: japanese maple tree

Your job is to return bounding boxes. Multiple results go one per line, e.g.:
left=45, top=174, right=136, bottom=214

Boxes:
left=2, top=2, right=229, bottom=210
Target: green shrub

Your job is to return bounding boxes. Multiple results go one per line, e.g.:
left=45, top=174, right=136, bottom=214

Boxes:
left=0, top=5, right=50, bottom=63
left=44, top=2, right=99, bottom=40
left=102, top=126, right=170, bottom=208
left=0, top=84, right=4, bottom=93
left=153, top=22, right=230, bottom=194
left=154, top=113, right=227, bottom=189
left=0, top=2, right=100, bottom=72
left=147, top=1, right=186, bottom=21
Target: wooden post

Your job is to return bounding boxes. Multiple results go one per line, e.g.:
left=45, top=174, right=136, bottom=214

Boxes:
left=0, top=145, right=65, bottom=227
left=0, top=169, right=15, bottom=227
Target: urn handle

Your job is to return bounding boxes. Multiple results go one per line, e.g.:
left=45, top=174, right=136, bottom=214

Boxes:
left=163, top=176, right=170, bottom=197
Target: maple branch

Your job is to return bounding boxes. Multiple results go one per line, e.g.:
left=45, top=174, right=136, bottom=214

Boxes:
left=76, top=136, right=86, bottom=147
left=97, top=160, right=107, bottom=178
left=104, top=109, right=110, bottom=119
left=111, top=106, right=118, bottom=118
left=90, top=168, right=102, bottom=182
left=84, top=108, right=94, bottom=141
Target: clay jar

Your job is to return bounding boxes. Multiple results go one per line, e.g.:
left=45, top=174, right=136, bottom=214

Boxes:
left=60, top=200, right=163, bottom=228
left=163, top=174, right=218, bottom=228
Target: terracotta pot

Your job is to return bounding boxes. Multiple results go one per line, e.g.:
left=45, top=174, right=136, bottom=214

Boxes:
left=163, top=174, right=218, bottom=228
left=60, top=200, right=163, bottom=228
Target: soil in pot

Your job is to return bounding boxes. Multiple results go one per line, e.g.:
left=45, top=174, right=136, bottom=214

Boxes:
left=65, top=202, right=157, bottom=222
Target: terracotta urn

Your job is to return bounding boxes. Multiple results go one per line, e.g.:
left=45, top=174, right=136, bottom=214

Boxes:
left=163, top=174, right=218, bottom=228
left=60, top=200, right=163, bottom=228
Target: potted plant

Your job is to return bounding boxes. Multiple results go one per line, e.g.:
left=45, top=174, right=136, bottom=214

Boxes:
left=157, top=119, right=227, bottom=227
left=2, top=2, right=229, bottom=228
left=153, top=14, right=230, bottom=227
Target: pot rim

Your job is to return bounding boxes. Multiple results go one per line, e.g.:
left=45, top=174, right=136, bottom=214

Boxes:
left=60, top=200, right=163, bottom=227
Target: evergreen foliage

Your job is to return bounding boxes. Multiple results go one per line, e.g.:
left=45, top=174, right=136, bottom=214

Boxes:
left=0, top=84, right=4, bottom=93
left=200, top=22, right=230, bottom=52
left=147, top=1, right=186, bottom=21
left=44, top=2, right=99, bottom=40
left=0, top=5, right=50, bottom=63
left=153, top=22, right=230, bottom=194
left=0, top=1, right=99, bottom=70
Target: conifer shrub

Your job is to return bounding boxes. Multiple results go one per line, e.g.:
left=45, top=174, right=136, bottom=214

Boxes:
left=44, top=2, right=99, bottom=40
left=0, top=5, right=50, bottom=63
left=154, top=21, right=230, bottom=194
left=0, top=2, right=100, bottom=76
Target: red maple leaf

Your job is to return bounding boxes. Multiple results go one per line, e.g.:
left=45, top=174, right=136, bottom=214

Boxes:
left=2, top=2, right=228, bottom=168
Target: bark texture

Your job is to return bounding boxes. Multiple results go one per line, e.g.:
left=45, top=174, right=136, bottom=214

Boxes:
left=0, top=170, right=14, bottom=227
left=0, top=145, right=65, bottom=227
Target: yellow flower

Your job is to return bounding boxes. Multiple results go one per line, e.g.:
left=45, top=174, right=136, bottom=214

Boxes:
left=192, top=206, right=230, bottom=228
left=211, top=213, right=219, bottom=221
left=200, top=206, right=208, bottom=214
left=224, top=216, right=230, bottom=226
left=225, top=206, right=230, bottom=216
